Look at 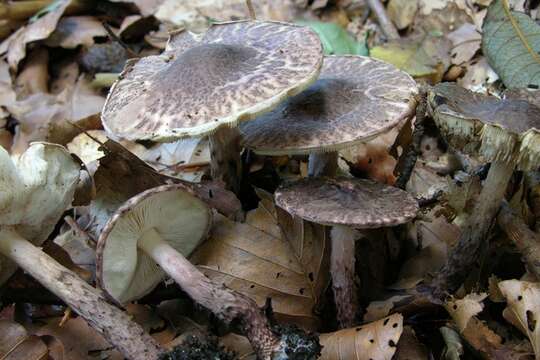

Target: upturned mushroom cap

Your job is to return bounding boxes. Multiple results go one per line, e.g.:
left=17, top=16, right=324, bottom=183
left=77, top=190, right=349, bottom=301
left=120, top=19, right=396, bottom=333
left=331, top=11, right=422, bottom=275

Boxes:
left=275, top=177, right=418, bottom=228
left=101, top=21, right=323, bottom=142
left=0, top=143, right=80, bottom=286
left=240, top=55, right=418, bottom=155
left=96, top=184, right=212, bottom=304
left=428, top=82, right=540, bottom=170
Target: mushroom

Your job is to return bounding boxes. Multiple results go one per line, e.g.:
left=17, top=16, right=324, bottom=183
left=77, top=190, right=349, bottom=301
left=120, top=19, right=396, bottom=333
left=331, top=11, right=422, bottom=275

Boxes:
left=97, top=184, right=318, bottom=359
left=427, top=82, right=540, bottom=295
left=0, top=143, right=163, bottom=360
left=275, top=177, right=418, bottom=327
left=240, top=55, right=417, bottom=177
left=101, top=20, right=323, bottom=193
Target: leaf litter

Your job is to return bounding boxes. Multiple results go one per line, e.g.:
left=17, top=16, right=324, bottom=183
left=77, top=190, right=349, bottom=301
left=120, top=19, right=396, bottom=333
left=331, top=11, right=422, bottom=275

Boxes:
left=2, top=0, right=540, bottom=359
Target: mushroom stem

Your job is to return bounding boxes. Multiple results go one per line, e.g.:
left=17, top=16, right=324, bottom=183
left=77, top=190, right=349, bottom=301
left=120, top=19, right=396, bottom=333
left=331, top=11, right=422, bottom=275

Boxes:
left=330, top=225, right=358, bottom=328
left=209, top=126, right=242, bottom=194
left=429, top=159, right=514, bottom=296
left=308, top=151, right=338, bottom=177
left=138, top=228, right=281, bottom=359
left=0, top=228, right=163, bottom=360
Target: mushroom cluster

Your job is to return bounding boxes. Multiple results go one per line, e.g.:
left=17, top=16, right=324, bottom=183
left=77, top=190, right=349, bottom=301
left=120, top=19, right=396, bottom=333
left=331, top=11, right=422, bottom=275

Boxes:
left=100, top=17, right=419, bottom=352
left=241, top=55, right=419, bottom=327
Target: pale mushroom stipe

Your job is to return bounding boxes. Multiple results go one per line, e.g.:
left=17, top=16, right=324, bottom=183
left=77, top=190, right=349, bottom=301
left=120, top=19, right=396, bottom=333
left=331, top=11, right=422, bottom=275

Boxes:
left=101, top=20, right=323, bottom=193
left=97, top=184, right=319, bottom=360
left=275, top=177, right=418, bottom=327
left=427, top=83, right=540, bottom=295
left=241, top=55, right=417, bottom=326
left=0, top=143, right=163, bottom=360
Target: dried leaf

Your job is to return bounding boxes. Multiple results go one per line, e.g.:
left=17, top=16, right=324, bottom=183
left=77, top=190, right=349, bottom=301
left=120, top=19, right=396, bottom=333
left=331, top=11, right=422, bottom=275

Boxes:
left=483, top=0, right=540, bottom=88
left=440, top=326, right=464, bottom=360
left=499, top=280, right=540, bottom=358
left=395, top=326, right=430, bottom=360
left=192, top=193, right=329, bottom=327
left=447, top=22, right=481, bottom=64
left=319, top=313, right=404, bottom=360
left=0, top=320, right=49, bottom=360
left=388, top=0, right=419, bottom=29
left=0, top=0, right=70, bottom=70
left=445, top=292, right=488, bottom=332
left=370, top=34, right=451, bottom=83
left=46, top=16, right=107, bottom=48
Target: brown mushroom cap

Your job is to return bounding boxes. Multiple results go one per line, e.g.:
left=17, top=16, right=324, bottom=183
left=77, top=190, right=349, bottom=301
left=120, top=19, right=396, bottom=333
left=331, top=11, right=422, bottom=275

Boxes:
left=429, top=83, right=540, bottom=170
left=101, top=21, right=323, bottom=142
left=275, top=177, right=418, bottom=228
left=240, top=55, right=417, bottom=155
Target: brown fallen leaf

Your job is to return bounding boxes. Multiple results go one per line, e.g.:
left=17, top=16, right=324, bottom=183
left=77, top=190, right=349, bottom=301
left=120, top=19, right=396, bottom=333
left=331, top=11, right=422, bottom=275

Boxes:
left=192, top=189, right=329, bottom=328
left=0, top=320, right=49, bottom=360
left=15, top=47, right=49, bottom=98
left=46, top=16, right=107, bottom=48
left=0, top=0, right=71, bottom=70
left=395, top=326, right=430, bottom=360
left=319, top=313, right=404, bottom=360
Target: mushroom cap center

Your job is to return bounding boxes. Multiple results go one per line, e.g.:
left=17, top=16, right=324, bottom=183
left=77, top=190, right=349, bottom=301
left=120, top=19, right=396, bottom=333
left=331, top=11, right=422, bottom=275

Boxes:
left=154, top=44, right=258, bottom=92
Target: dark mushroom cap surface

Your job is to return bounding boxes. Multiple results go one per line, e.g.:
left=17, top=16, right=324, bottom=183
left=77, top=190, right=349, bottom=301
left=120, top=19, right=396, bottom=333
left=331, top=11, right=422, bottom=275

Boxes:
left=240, top=55, right=417, bottom=155
left=102, top=21, right=323, bottom=142
left=275, top=177, right=418, bottom=228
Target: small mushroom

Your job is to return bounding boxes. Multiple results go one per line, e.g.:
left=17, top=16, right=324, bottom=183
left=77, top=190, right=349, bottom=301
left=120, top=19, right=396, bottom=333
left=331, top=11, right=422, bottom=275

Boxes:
left=102, top=21, right=323, bottom=193
left=275, top=177, right=418, bottom=327
left=0, top=143, right=163, bottom=360
left=97, top=184, right=315, bottom=359
left=427, top=83, right=540, bottom=295
left=240, top=55, right=417, bottom=177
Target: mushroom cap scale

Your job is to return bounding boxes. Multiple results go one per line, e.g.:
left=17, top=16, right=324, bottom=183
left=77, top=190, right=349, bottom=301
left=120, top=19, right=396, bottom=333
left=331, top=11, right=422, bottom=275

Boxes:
left=428, top=83, right=540, bottom=170
left=96, top=184, right=212, bottom=304
left=101, top=20, right=323, bottom=142
left=240, top=55, right=418, bottom=155
left=275, top=177, right=418, bottom=228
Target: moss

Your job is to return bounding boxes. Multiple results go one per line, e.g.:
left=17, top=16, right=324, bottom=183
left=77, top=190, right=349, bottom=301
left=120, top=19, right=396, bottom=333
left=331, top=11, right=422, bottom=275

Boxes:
left=272, top=324, right=321, bottom=360
left=160, top=335, right=237, bottom=360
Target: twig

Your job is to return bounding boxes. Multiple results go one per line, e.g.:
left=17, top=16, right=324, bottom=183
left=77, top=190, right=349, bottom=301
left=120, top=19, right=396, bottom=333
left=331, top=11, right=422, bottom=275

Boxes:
left=497, top=201, right=540, bottom=279
left=395, top=89, right=427, bottom=189
left=245, top=0, right=256, bottom=20
left=365, top=0, right=399, bottom=40
left=102, top=21, right=139, bottom=58
left=64, top=215, right=97, bottom=249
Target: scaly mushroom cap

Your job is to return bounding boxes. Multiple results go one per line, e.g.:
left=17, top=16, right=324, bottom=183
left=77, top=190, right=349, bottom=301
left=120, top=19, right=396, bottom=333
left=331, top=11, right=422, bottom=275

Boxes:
left=428, top=83, right=540, bottom=170
left=102, top=21, right=323, bottom=142
left=96, top=184, right=212, bottom=304
left=275, top=177, right=418, bottom=228
left=240, top=55, right=417, bottom=155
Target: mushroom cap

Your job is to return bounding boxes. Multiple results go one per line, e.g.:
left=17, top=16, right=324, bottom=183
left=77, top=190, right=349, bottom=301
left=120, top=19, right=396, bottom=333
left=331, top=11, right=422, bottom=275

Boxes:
left=428, top=83, right=540, bottom=170
left=240, top=55, right=418, bottom=155
left=96, top=184, right=212, bottom=304
left=101, top=21, right=323, bottom=142
left=275, top=177, right=418, bottom=228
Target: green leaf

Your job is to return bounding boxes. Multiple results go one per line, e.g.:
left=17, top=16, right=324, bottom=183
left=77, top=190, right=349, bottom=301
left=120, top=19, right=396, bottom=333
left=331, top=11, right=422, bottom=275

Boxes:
left=370, top=35, right=451, bottom=82
left=482, top=0, right=540, bottom=89
left=297, top=20, right=368, bottom=56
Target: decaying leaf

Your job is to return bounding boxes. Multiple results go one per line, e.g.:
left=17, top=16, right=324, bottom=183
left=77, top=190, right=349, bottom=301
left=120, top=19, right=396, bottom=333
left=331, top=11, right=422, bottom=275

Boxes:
left=445, top=292, right=488, bottom=332
left=483, top=0, right=540, bottom=88
left=395, top=326, right=429, bottom=360
left=45, top=16, right=107, bottom=48
left=0, top=319, right=56, bottom=360
left=319, top=313, right=404, bottom=360
left=447, top=22, right=481, bottom=65
left=192, top=190, right=329, bottom=327
left=0, top=0, right=70, bottom=69
left=370, top=34, right=451, bottom=83
left=440, top=326, right=464, bottom=360
left=499, top=280, right=540, bottom=359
